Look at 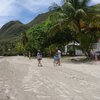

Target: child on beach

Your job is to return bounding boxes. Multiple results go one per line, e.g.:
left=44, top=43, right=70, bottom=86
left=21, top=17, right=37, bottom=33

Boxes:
left=37, top=50, right=42, bottom=66
left=53, top=51, right=60, bottom=66
left=53, top=55, right=57, bottom=66
left=58, top=49, right=61, bottom=65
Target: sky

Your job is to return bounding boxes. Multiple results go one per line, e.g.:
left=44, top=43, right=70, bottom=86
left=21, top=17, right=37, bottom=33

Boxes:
left=0, top=0, right=100, bottom=28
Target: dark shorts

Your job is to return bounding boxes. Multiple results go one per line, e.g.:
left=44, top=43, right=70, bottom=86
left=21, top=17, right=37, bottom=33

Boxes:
left=56, top=57, right=60, bottom=61
left=37, top=58, right=42, bottom=60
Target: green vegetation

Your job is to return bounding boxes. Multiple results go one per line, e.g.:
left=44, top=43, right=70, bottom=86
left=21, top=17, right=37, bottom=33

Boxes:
left=0, top=40, right=18, bottom=56
left=0, top=12, right=53, bottom=56
left=47, top=0, right=100, bottom=57
left=27, top=11, right=53, bottom=27
left=0, top=21, right=28, bottom=41
left=0, top=0, right=100, bottom=58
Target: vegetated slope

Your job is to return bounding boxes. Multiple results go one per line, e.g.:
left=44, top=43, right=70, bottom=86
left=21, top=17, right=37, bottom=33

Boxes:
left=27, top=11, right=53, bottom=27
left=0, top=11, right=52, bottom=41
left=91, top=4, right=100, bottom=11
left=0, top=4, right=99, bottom=41
left=0, top=21, right=28, bottom=41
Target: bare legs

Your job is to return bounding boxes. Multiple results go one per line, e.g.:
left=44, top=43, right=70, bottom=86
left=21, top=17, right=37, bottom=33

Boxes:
left=38, top=59, right=42, bottom=66
left=54, top=59, right=60, bottom=66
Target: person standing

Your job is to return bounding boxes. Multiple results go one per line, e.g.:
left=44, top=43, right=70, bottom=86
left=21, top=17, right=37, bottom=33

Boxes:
left=58, top=49, right=61, bottom=66
left=37, top=50, right=42, bottom=66
left=54, top=49, right=60, bottom=66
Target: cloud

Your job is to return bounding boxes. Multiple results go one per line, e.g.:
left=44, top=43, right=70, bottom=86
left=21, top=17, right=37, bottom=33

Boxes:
left=91, top=0, right=100, bottom=4
left=16, top=0, right=61, bottom=13
left=0, top=0, right=99, bottom=28
left=0, top=0, right=21, bottom=16
left=0, top=0, right=61, bottom=27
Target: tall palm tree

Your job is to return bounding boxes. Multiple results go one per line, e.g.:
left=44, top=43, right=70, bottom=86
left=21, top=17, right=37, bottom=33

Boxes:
left=48, top=0, right=100, bottom=57
left=48, top=0, right=90, bottom=35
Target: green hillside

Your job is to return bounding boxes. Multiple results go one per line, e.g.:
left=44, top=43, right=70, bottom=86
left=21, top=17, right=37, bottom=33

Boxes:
left=0, top=21, right=28, bottom=41
left=0, top=11, right=52, bottom=41
left=27, top=11, right=53, bottom=27
left=91, top=4, right=100, bottom=10
left=0, top=4, right=99, bottom=41
left=0, top=3, right=99, bottom=56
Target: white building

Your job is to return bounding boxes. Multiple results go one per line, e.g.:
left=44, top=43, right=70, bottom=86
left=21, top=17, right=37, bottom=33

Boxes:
left=65, top=42, right=84, bottom=56
left=65, top=41, right=100, bottom=56
left=91, top=41, right=100, bottom=55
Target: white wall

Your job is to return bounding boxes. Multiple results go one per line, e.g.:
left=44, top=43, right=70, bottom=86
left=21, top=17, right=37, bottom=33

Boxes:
left=75, top=50, right=84, bottom=56
left=91, top=42, right=100, bottom=55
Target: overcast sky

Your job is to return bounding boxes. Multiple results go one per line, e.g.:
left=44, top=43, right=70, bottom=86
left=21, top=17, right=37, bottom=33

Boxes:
left=0, top=0, right=100, bottom=27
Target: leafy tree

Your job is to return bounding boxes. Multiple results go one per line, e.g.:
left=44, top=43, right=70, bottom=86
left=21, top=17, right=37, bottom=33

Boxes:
left=48, top=0, right=100, bottom=57
left=48, top=0, right=90, bottom=35
left=15, top=42, right=24, bottom=55
left=26, top=23, right=49, bottom=55
left=79, top=31, right=98, bottom=57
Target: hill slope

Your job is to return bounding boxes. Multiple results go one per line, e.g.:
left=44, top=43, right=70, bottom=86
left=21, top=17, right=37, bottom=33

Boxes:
left=0, top=11, right=52, bottom=41
left=0, top=4, right=99, bottom=41
left=27, top=11, right=52, bottom=27
left=0, top=21, right=28, bottom=41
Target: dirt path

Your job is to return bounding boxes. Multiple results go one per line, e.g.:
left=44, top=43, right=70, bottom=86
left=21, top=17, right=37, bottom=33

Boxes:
left=0, top=56, right=100, bottom=100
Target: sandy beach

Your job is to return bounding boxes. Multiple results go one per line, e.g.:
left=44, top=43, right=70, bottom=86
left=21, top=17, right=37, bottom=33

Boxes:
left=0, top=56, right=100, bottom=100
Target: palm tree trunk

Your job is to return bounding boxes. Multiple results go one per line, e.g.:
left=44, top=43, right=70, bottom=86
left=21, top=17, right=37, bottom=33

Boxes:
left=77, top=19, right=81, bottom=33
left=84, top=50, right=91, bottom=58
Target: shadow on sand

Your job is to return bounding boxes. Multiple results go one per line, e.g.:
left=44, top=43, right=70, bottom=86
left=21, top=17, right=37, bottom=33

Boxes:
left=62, top=56, right=95, bottom=65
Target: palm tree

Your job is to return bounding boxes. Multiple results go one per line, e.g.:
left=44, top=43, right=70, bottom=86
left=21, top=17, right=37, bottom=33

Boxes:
left=47, top=0, right=90, bottom=56
left=48, top=0, right=100, bottom=58
left=48, top=0, right=90, bottom=35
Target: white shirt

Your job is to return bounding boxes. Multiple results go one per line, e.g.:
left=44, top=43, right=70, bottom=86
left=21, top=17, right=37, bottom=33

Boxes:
left=58, top=50, right=61, bottom=59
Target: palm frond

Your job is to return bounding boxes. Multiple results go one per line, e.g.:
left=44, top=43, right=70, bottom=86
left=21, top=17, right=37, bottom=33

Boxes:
left=48, top=19, right=69, bottom=37
left=48, top=12, right=66, bottom=25
left=75, top=9, right=87, bottom=19
left=68, top=20, right=79, bottom=32
left=62, top=2, right=75, bottom=14
left=89, top=14, right=100, bottom=28
left=63, top=0, right=90, bottom=9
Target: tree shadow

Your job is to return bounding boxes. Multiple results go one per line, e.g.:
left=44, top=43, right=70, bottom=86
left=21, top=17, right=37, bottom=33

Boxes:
left=62, top=56, right=95, bottom=65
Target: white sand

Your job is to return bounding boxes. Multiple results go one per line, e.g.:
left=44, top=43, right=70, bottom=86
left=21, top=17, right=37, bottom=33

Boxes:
left=0, top=56, right=100, bottom=100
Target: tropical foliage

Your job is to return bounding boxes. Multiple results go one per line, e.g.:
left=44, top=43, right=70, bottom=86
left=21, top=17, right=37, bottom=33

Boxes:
left=0, top=0, right=100, bottom=58
left=47, top=0, right=100, bottom=57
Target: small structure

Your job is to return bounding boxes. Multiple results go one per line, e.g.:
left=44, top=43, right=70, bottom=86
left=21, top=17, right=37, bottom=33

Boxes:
left=91, top=41, right=100, bottom=55
left=65, top=41, right=84, bottom=56
left=65, top=40, right=100, bottom=56
left=91, top=40, right=100, bottom=60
